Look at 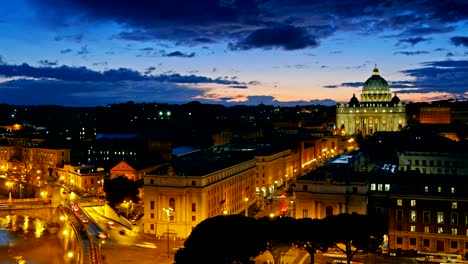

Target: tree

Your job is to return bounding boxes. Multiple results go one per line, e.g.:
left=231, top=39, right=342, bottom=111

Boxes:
left=103, top=176, right=139, bottom=207
left=323, top=213, right=370, bottom=264
left=174, top=215, right=267, bottom=264
left=259, top=216, right=296, bottom=264
left=293, top=218, right=330, bottom=264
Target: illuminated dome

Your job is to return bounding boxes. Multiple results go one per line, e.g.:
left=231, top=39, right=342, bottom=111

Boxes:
left=361, top=65, right=392, bottom=102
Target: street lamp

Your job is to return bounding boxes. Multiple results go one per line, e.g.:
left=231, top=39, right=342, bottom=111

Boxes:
left=290, top=200, right=295, bottom=218
left=162, top=207, right=173, bottom=258
left=244, top=197, right=249, bottom=217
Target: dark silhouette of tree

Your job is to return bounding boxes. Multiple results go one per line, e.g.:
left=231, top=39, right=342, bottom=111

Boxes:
left=103, top=176, right=139, bottom=207
left=259, top=216, right=295, bottom=264
left=174, top=215, right=267, bottom=264
left=293, top=218, right=330, bottom=264
left=323, top=213, right=370, bottom=264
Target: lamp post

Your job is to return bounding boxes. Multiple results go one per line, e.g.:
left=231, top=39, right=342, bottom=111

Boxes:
left=162, top=207, right=173, bottom=258
left=244, top=197, right=249, bottom=217
left=290, top=200, right=295, bottom=218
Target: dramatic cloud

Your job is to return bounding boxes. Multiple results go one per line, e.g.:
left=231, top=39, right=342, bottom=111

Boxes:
left=400, top=60, right=468, bottom=95
left=231, top=26, right=319, bottom=50
left=0, top=62, right=242, bottom=85
left=450, top=36, right=468, bottom=47
left=0, top=79, right=206, bottom=106
left=27, top=0, right=468, bottom=51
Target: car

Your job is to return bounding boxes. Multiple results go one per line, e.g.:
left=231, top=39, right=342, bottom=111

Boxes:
left=108, top=221, right=116, bottom=229
left=119, top=229, right=125, bottom=235
left=97, top=232, right=108, bottom=239
left=135, top=242, right=157, bottom=249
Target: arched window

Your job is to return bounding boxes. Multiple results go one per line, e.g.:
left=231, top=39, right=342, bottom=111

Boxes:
left=326, top=206, right=333, bottom=217
left=169, top=197, right=175, bottom=211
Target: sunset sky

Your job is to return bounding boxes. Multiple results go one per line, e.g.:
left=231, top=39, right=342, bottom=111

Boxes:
left=0, top=0, right=467, bottom=107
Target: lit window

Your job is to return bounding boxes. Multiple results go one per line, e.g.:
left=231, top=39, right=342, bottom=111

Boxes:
left=384, top=184, right=390, bottom=191
left=410, top=210, right=416, bottom=222
left=437, top=212, right=444, bottom=224
left=410, top=225, right=416, bottom=232
left=452, top=202, right=458, bottom=209
left=425, top=186, right=429, bottom=192
left=438, top=187, right=442, bottom=193
left=452, top=228, right=458, bottom=235
left=378, top=184, right=383, bottom=191
left=452, top=187, right=456, bottom=194
left=370, top=184, right=376, bottom=191
left=424, top=226, right=429, bottom=233
left=411, top=200, right=416, bottom=207
left=438, top=227, right=444, bottom=234
left=397, top=199, right=403, bottom=206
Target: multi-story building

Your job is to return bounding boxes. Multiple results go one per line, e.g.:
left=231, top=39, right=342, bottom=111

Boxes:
left=109, top=160, right=163, bottom=181
left=294, top=152, right=368, bottom=219
left=0, top=145, right=70, bottom=180
left=55, top=164, right=105, bottom=193
left=336, top=65, right=406, bottom=136
left=398, top=150, right=468, bottom=175
left=369, top=173, right=468, bottom=256
left=143, top=151, right=256, bottom=239
left=254, top=147, right=292, bottom=198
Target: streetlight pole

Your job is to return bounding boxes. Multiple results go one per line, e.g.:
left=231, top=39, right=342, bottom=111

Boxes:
left=162, top=207, right=173, bottom=258
left=244, top=197, right=249, bottom=217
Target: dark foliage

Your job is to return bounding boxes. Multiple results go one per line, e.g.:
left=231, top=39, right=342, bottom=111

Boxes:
left=103, top=176, right=139, bottom=207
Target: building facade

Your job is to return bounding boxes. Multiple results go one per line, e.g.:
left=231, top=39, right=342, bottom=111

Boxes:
left=143, top=151, right=256, bottom=239
left=294, top=156, right=368, bottom=220
left=336, top=66, right=406, bottom=136
left=369, top=173, right=468, bottom=257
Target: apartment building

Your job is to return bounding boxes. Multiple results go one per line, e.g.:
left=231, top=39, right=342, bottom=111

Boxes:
left=369, top=173, right=468, bottom=255
left=143, top=151, right=256, bottom=239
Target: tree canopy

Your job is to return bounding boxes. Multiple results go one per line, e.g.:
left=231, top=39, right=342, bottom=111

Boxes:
left=174, top=213, right=371, bottom=264
left=103, top=176, right=140, bottom=207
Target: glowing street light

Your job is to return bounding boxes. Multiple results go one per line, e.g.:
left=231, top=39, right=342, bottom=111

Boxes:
left=244, top=197, right=249, bottom=217
left=162, top=207, right=173, bottom=258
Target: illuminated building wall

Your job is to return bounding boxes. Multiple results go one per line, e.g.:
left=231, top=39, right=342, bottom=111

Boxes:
left=143, top=153, right=256, bottom=239
left=420, top=107, right=451, bottom=124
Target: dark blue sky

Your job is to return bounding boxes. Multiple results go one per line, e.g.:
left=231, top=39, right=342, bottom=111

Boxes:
left=0, top=0, right=467, bottom=106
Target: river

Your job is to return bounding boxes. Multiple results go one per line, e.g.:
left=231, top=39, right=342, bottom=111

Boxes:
left=0, top=214, right=66, bottom=264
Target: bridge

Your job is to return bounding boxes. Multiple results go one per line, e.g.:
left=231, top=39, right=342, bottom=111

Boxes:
left=0, top=198, right=59, bottom=223
left=0, top=195, right=100, bottom=263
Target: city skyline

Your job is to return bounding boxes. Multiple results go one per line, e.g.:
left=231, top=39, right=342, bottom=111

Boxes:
left=0, top=0, right=467, bottom=107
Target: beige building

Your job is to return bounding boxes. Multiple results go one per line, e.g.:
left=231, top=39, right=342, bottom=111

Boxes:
left=0, top=145, right=70, bottom=180
left=56, top=164, right=105, bottom=194
left=254, top=148, right=292, bottom=198
left=336, top=65, right=406, bottom=136
left=294, top=154, right=368, bottom=219
left=143, top=151, right=256, bottom=239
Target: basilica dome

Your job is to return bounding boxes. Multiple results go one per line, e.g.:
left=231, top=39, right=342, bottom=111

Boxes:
left=360, top=65, right=392, bottom=102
